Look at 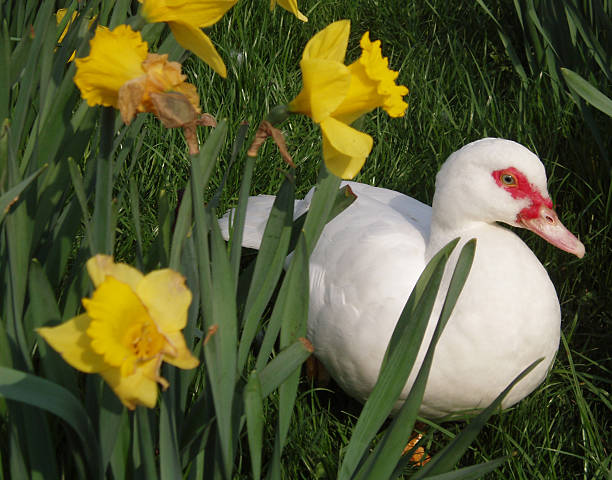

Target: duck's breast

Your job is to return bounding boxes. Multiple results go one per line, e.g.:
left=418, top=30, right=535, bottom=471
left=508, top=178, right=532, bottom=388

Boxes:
left=418, top=225, right=561, bottom=418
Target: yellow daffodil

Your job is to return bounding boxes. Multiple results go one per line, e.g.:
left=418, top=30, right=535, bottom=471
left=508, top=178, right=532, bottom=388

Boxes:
left=74, top=24, right=201, bottom=125
left=37, top=255, right=199, bottom=410
left=270, top=0, right=308, bottom=22
left=139, top=0, right=238, bottom=78
left=289, top=20, right=409, bottom=179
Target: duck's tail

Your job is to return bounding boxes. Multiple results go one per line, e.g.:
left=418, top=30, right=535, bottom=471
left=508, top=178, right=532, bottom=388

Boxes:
left=218, top=192, right=314, bottom=250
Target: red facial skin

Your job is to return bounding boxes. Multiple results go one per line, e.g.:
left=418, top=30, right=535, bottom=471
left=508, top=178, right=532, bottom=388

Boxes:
left=492, top=167, right=553, bottom=221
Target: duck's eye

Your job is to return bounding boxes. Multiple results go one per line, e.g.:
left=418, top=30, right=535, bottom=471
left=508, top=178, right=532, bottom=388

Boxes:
left=501, top=173, right=517, bottom=186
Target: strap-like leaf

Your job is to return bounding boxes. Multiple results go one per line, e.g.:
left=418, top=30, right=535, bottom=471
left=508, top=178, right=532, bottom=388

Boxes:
left=0, top=367, right=102, bottom=479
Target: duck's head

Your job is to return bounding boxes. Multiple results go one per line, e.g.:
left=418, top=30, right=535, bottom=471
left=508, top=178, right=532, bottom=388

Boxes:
left=432, top=138, right=585, bottom=258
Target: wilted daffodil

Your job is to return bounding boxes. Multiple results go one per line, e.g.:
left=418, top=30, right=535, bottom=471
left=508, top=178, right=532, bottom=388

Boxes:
left=139, top=0, right=238, bottom=78
left=270, top=0, right=308, bottom=22
left=37, top=255, right=199, bottom=410
left=289, top=20, right=409, bottom=179
left=74, top=24, right=201, bottom=126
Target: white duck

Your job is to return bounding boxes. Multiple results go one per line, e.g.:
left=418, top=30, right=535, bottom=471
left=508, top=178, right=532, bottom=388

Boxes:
left=221, top=138, right=585, bottom=418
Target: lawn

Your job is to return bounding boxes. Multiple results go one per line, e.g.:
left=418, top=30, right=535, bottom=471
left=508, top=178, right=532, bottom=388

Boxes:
left=1, top=0, right=610, bottom=479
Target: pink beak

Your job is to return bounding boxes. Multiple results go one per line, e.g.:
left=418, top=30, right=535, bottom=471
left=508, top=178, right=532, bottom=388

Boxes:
left=519, top=206, right=585, bottom=258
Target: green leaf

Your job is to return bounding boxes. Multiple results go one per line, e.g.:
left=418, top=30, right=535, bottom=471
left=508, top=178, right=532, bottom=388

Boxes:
left=159, top=385, right=182, bottom=480
left=0, top=366, right=103, bottom=479
left=258, top=338, right=313, bottom=398
left=203, top=217, right=239, bottom=478
left=229, top=155, right=257, bottom=283
left=237, top=172, right=295, bottom=371
left=26, top=259, right=78, bottom=393
left=0, top=163, right=47, bottom=225
left=413, top=358, right=544, bottom=478
left=354, top=240, right=476, bottom=480
left=561, top=68, right=612, bottom=117
left=418, top=457, right=508, bottom=480
left=301, top=163, right=342, bottom=255
left=338, top=239, right=459, bottom=480
left=265, top=234, right=310, bottom=480
left=129, top=178, right=144, bottom=269
left=244, top=371, right=264, bottom=480
left=134, top=407, right=158, bottom=480
left=98, top=384, right=125, bottom=472
left=91, top=107, right=116, bottom=255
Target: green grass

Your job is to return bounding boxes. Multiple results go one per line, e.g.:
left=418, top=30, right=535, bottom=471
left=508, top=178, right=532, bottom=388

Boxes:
left=116, top=1, right=610, bottom=478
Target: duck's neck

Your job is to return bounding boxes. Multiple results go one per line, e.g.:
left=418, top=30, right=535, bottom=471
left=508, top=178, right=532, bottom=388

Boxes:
left=425, top=195, right=491, bottom=262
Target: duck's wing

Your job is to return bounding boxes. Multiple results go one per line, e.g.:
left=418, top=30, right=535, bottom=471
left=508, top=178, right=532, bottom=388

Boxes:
left=306, top=184, right=432, bottom=403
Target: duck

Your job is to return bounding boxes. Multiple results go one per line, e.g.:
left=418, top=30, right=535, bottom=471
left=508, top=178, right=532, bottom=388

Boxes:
left=220, top=138, right=585, bottom=418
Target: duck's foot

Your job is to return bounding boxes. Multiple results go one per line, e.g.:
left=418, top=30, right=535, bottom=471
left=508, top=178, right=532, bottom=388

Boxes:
left=402, top=423, right=430, bottom=466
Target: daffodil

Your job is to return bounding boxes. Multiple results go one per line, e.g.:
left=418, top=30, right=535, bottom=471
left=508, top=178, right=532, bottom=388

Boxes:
left=139, top=0, right=238, bottom=78
left=289, top=20, right=409, bottom=179
left=37, top=255, right=199, bottom=410
left=74, top=24, right=201, bottom=125
left=270, top=0, right=308, bottom=22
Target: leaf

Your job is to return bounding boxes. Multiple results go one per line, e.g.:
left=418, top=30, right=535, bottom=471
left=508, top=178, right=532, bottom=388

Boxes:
left=354, top=240, right=476, bottom=480
left=413, top=358, right=544, bottom=478
left=134, top=407, right=158, bottom=480
left=0, top=367, right=103, bottom=479
left=0, top=164, right=47, bottom=225
left=338, top=239, right=459, bottom=480
left=244, top=371, right=264, bottom=480
left=417, top=457, right=508, bottom=480
left=265, top=234, right=310, bottom=480
left=159, top=386, right=182, bottom=480
left=237, top=172, right=295, bottom=371
left=91, top=107, right=116, bottom=255
left=258, top=338, right=313, bottom=398
left=561, top=68, right=612, bottom=117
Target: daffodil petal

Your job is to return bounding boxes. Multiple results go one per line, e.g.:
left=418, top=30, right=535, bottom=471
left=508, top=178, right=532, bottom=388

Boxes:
left=86, top=255, right=144, bottom=290
left=37, top=314, right=107, bottom=373
left=100, top=362, right=159, bottom=409
left=163, top=331, right=199, bottom=369
left=320, top=117, right=373, bottom=179
left=289, top=58, right=350, bottom=123
left=168, top=22, right=227, bottom=78
left=140, top=0, right=237, bottom=28
left=302, top=20, right=349, bottom=62
left=136, top=269, right=192, bottom=332
left=271, top=0, right=308, bottom=22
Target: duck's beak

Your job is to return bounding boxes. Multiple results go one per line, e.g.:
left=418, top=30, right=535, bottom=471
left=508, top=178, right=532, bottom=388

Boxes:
left=519, top=206, right=585, bottom=258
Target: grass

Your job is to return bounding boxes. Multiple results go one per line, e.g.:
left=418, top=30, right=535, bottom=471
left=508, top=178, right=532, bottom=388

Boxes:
left=115, top=0, right=610, bottom=478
